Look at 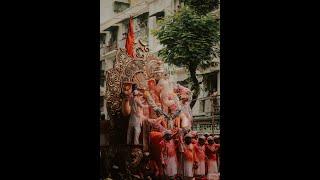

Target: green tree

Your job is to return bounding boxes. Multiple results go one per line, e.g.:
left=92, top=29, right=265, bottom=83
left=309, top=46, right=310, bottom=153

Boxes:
left=153, top=5, right=220, bottom=108
left=183, top=0, right=219, bottom=15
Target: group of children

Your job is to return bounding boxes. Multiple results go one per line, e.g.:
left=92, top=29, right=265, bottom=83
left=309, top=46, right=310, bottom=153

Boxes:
left=159, top=129, right=220, bottom=180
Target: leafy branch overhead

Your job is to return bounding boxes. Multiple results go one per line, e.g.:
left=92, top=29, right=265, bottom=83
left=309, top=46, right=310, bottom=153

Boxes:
left=152, top=2, right=220, bottom=108
left=152, top=6, right=219, bottom=69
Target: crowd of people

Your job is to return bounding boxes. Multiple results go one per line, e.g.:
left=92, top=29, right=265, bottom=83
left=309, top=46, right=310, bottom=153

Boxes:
left=155, top=129, right=220, bottom=180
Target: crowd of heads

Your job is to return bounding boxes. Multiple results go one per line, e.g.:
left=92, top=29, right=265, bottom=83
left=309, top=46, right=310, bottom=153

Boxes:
left=162, top=128, right=220, bottom=146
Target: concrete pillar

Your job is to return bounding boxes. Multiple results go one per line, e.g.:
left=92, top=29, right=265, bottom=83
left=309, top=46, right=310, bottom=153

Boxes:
left=148, top=16, right=157, bottom=51
left=117, top=22, right=126, bottom=49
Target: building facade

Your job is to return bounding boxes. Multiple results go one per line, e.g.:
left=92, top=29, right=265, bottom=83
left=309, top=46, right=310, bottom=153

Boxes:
left=100, top=0, right=220, bottom=134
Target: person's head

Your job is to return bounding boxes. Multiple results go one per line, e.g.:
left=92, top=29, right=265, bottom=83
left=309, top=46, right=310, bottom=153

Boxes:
left=193, top=135, right=198, bottom=140
left=198, top=135, right=206, bottom=146
left=207, top=136, right=214, bottom=145
left=132, top=84, right=138, bottom=91
left=191, top=131, right=197, bottom=138
left=164, top=134, right=172, bottom=141
left=204, top=133, right=209, bottom=138
left=163, top=130, right=172, bottom=141
left=214, top=135, right=220, bottom=144
left=184, top=133, right=192, bottom=145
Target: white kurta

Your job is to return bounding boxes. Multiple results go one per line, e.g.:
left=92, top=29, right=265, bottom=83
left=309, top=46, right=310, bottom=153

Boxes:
left=195, top=159, right=205, bottom=176
left=183, top=144, right=195, bottom=178
left=206, top=144, right=219, bottom=176
left=164, top=156, right=178, bottom=177
left=207, top=172, right=219, bottom=180
left=207, top=159, right=218, bottom=174
left=161, top=140, right=178, bottom=177
left=207, top=160, right=219, bottom=180
left=183, top=161, right=194, bottom=177
left=194, top=145, right=206, bottom=176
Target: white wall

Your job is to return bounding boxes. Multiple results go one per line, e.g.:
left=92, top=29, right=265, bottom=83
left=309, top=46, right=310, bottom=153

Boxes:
left=100, top=0, right=114, bottom=25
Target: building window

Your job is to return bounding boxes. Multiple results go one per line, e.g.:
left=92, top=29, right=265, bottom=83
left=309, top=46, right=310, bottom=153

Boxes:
left=200, top=100, right=205, bottom=113
left=113, top=1, right=130, bottom=13
left=105, top=26, right=118, bottom=52
left=100, top=61, right=106, bottom=87
left=135, top=13, right=149, bottom=43
left=154, top=11, right=165, bottom=22
left=100, top=33, right=106, bottom=45
left=101, top=60, right=106, bottom=71
left=100, top=96, right=104, bottom=108
left=109, top=27, right=118, bottom=44
left=204, top=72, right=218, bottom=93
left=100, top=73, right=105, bottom=87
left=100, top=72, right=105, bottom=87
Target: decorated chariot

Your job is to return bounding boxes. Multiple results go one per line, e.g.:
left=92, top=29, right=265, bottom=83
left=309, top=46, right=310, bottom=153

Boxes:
left=102, top=40, right=219, bottom=180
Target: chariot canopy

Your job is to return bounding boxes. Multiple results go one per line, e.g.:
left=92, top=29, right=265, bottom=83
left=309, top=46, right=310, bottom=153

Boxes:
left=105, top=40, right=166, bottom=119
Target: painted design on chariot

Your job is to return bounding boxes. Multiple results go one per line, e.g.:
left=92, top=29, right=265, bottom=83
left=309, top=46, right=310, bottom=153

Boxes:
left=105, top=40, right=164, bottom=118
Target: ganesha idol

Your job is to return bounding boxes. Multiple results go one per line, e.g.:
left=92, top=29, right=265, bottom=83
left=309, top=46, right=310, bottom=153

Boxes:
left=120, top=72, right=193, bottom=146
left=156, top=77, right=192, bottom=130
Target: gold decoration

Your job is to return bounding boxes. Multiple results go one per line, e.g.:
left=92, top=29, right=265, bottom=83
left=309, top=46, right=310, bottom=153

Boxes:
left=105, top=40, right=165, bottom=118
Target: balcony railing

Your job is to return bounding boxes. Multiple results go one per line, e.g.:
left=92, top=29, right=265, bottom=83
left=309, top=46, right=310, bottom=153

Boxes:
left=105, top=42, right=118, bottom=54
left=191, top=95, right=220, bottom=134
left=193, top=95, right=220, bottom=115
left=100, top=40, right=118, bottom=56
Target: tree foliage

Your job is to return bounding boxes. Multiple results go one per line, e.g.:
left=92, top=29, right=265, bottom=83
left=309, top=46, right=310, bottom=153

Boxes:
left=154, top=7, right=219, bottom=69
left=153, top=4, right=220, bottom=108
left=183, top=0, right=220, bottom=15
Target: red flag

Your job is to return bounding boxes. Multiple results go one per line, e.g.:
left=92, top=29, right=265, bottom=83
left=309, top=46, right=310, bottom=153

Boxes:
left=125, top=16, right=135, bottom=57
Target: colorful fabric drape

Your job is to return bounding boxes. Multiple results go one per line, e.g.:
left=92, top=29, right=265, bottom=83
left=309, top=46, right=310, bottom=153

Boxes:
left=125, top=16, right=135, bottom=57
